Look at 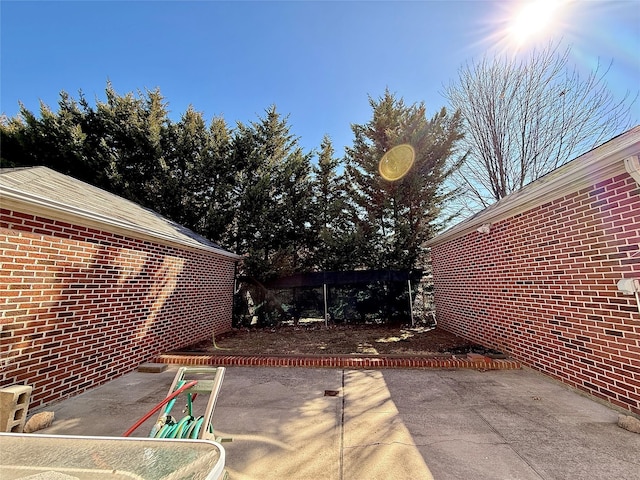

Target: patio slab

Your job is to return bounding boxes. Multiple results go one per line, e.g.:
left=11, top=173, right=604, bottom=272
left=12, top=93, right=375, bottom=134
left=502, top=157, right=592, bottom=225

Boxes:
left=31, top=366, right=640, bottom=479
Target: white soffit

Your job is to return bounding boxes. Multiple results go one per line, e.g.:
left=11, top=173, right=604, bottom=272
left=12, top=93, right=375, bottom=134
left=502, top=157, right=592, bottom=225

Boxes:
left=427, top=126, right=640, bottom=247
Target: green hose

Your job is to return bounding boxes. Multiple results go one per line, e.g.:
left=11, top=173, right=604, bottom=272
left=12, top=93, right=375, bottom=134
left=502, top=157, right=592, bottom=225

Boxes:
left=164, top=381, right=186, bottom=415
left=152, top=415, right=214, bottom=439
left=149, top=385, right=215, bottom=439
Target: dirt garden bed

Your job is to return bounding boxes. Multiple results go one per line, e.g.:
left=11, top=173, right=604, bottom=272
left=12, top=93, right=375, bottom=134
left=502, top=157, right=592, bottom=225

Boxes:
left=178, top=323, right=501, bottom=357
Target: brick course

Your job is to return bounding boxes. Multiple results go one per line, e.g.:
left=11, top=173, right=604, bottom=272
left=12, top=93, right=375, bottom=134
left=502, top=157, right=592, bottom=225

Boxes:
left=0, top=209, right=236, bottom=408
left=154, top=353, right=521, bottom=370
left=431, top=172, right=640, bottom=415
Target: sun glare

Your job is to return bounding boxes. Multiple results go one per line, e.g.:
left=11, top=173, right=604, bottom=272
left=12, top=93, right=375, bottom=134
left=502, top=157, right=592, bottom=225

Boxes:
left=475, top=0, right=575, bottom=56
left=508, top=0, right=563, bottom=46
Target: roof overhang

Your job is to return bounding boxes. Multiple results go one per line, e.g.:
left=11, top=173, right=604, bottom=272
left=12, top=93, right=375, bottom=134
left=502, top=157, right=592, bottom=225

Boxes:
left=426, top=126, right=640, bottom=247
left=0, top=185, right=242, bottom=261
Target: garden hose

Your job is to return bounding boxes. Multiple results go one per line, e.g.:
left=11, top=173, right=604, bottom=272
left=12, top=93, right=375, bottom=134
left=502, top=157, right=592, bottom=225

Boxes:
left=212, top=330, right=232, bottom=350
left=122, top=380, right=198, bottom=437
left=152, top=415, right=214, bottom=439
left=124, top=373, right=220, bottom=440
left=164, top=380, right=186, bottom=415
left=147, top=381, right=215, bottom=440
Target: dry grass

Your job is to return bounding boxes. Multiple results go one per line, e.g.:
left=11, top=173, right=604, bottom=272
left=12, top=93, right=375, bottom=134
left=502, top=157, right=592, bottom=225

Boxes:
left=179, top=323, right=481, bottom=356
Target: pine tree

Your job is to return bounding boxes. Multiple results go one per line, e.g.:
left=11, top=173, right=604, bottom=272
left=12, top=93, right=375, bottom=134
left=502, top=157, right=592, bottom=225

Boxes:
left=310, top=135, right=352, bottom=271
left=94, top=83, right=170, bottom=209
left=230, top=106, right=314, bottom=280
left=158, top=107, right=233, bottom=238
left=345, top=89, right=464, bottom=271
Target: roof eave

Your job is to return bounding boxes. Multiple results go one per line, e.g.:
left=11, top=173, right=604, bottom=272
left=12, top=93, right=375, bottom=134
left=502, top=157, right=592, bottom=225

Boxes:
left=426, top=126, right=640, bottom=247
left=0, top=186, right=242, bottom=261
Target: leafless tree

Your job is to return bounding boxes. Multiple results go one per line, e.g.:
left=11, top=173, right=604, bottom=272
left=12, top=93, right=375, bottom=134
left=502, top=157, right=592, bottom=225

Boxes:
left=445, top=42, right=636, bottom=214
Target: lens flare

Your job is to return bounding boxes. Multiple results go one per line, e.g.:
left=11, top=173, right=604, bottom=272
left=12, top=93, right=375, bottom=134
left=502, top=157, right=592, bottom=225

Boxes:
left=378, top=144, right=415, bottom=181
left=509, top=1, right=563, bottom=45
left=482, top=0, right=571, bottom=55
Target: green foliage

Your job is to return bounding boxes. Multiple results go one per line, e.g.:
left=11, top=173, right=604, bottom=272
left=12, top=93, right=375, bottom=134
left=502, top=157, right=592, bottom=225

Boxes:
left=1, top=84, right=463, bottom=323
left=0, top=94, right=96, bottom=180
left=0, top=114, right=28, bottom=167
left=310, top=135, right=354, bottom=271
left=344, top=89, right=464, bottom=270
left=0, top=83, right=235, bottom=242
left=228, top=106, right=315, bottom=280
left=93, top=84, right=170, bottom=207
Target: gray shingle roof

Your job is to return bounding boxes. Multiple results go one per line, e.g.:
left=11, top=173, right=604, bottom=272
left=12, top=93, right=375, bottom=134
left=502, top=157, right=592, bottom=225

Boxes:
left=0, top=166, right=240, bottom=259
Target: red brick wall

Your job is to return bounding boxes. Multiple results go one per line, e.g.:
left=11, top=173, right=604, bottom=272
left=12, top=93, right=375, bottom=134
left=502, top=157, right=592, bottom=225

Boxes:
left=431, top=172, right=640, bottom=416
left=0, top=209, right=237, bottom=408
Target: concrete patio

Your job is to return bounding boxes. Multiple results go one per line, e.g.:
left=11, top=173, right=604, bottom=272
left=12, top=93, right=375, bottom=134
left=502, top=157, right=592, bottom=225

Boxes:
left=33, top=365, right=640, bottom=479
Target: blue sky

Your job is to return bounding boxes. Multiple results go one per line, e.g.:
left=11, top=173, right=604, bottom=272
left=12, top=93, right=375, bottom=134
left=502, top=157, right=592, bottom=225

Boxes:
left=2, top=1, right=639, bottom=156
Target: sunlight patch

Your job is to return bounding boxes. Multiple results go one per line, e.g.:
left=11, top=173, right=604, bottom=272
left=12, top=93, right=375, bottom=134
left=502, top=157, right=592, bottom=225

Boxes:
left=375, top=332, right=413, bottom=343
left=356, top=343, right=378, bottom=354
left=375, top=326, right=435, bottom=344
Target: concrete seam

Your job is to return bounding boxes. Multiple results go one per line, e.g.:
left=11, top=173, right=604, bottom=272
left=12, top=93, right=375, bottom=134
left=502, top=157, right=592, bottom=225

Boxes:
left=475, top=408, right=546, bottom=479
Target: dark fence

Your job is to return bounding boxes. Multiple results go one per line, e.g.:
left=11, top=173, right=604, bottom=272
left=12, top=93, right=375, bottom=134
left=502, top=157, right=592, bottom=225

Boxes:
left=234, top=269, right=433, bottom=328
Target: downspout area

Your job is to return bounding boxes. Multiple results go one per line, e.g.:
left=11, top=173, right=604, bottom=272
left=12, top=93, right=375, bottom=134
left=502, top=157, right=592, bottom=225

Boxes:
left=622, top=155, right=640, bottom=315
left=232, top=260, right=241, bottom=320
left=624, top=155, right=640, bottom=185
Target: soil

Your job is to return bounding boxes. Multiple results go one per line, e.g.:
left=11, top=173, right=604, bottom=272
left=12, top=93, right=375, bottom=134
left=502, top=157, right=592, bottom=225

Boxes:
left=178, top=322, right=487, bottom=356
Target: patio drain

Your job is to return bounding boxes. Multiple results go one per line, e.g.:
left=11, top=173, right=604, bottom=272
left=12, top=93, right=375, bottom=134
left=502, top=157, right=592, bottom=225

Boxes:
left=324, top=390, right=340, bottom=397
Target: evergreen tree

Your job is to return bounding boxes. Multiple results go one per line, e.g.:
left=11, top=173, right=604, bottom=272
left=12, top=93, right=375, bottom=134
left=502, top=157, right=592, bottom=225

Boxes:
left=310, top=135, right=352, bottom=271
left=0, top=111, right=30, bottom=167
left=94, top=83, right=170, bottom=209
left=0, top=94, right=91, bottom=179
left=158, top=107, right=233, bottom=238
left=0, top=84, right=235, bottom=242
left=2, top=82, right=463, bottom=289
left=201, top=117, right=235, bottom=245
left=230, top=106, right=314, bottom=280
left=344, top=89, right=464, bottom=271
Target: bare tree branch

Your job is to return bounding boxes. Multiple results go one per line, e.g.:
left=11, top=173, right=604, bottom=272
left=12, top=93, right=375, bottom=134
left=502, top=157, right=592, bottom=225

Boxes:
left=445, top=42, right=636, bottom=215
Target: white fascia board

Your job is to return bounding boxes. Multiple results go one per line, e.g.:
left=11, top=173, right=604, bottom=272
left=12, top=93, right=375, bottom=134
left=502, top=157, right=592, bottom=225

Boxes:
left=426, top=126, right=640, bottom=247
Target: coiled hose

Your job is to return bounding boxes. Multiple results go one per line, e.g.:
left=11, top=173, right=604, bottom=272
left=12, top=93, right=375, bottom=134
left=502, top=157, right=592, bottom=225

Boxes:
left=150, top=414, right=213, bottom=439
left=148, top=380, right=214, bottom=439
left=123, top=380, right=213, bottom=439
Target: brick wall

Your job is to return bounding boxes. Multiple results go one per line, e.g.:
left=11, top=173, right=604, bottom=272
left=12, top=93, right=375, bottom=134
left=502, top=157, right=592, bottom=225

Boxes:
left=0, top=209, right=237, bottom=408
left=431, top=172, right=640, bottom=416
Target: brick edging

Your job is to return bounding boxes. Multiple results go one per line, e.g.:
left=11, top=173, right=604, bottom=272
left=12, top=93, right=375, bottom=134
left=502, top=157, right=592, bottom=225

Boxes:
left=154, top=353, right=521, bottom=370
